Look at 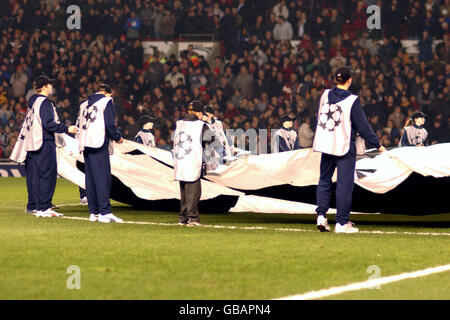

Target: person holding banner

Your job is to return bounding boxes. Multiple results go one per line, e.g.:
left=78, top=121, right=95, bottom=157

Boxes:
left=275, top=114, right=301, bottom=152
left=76, top=84, right=123, bottom=223
left=172, top=100, right=209, bottom=226
left=313, top=67, right=385, bottom=233
left=135, top=115, right=157, bottom=147
left=203, top=105, right=234, bottom=164
left=399, top=112, right=428, bottom=147
left=10, top=75, right=78, bottom=217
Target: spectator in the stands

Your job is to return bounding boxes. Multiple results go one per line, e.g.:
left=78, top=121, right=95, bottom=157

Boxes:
left=419, top=30, right=433, bottom=62
left=428, top=118, right=449, bottom=144
left=273, top=16, right=293, bottom=41
left=233, top=66, right=254, bottom=99
left=272, top=0, right=289, bottom=20
left=124, top=11, right=142, bottom=40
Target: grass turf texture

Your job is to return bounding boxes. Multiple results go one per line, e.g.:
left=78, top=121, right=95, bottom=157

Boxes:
left=0, top=178, right=449, bottom=300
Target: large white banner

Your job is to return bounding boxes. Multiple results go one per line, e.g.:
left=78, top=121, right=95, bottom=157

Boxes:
left=56, top=135, right=450, bottom=213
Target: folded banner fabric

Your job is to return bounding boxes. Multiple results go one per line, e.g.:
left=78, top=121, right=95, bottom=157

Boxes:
left=56, top=135, right=450, bottom=214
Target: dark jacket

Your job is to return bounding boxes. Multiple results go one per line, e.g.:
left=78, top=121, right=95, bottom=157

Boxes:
left=278, top=127, right=301, bottom=152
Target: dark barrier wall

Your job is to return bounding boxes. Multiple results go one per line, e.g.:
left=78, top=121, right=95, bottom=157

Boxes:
left=0, top=162, right=25, bottom=177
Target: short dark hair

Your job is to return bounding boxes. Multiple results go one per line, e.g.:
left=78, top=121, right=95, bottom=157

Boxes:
left=335, top=66, right=352, bottom=84
left=187, top=100, right=203, bottom=112
left=99, top=83, right=113, bottom=94
left=204, top=105, right=214, bottom=114
left=33, top=75, right=56, bottom=90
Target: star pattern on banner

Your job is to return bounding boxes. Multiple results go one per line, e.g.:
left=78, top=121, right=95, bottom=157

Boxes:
left=318, top=102, right=344, bottom=132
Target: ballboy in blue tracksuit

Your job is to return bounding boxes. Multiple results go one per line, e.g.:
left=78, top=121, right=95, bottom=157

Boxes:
left=313, top=67, right=386, bottom=233
left=135, top=115, right=156, bottom=147
left=399, top=112, right=428, bottom=147
left=76, top=84, right=123, bottom=223
left=276, top=114, right=301, bottom=152
left=10, top=75, right=78, bottom=217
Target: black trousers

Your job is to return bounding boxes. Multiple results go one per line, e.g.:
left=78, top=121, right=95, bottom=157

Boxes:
left=26, top=140, right=57, bottom=211
left=179, top=179, right=201, bottom=223
left=83, top=142, right=112, bottom=215
left=316, top=143, right=357, bottom=225
left=25, top=156, right=35, bottom=211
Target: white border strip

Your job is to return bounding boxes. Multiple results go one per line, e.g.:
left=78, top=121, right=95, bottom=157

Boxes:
left=59, top=216, right=450, bottom=237
left=276, top=264, right=450, bottom=300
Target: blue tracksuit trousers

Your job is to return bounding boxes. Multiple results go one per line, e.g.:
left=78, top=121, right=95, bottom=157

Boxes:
left=316, top=142, right=356, bottom=225
left=83, top=141, right=111, bottom=215
left=26, top=140, right=57, bottom=211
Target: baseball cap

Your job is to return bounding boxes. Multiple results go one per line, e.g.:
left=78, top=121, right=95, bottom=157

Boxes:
left=33, top=75, right=56, bottom=90
left=335, top=66, right=352, bottom=83
left=281, top=114, right=295, bottom=123
left=411, top=111, right=426, bottom=119
left=187, top=100, right=203, bottom=112
left=99, top=83, right=113, bottom=94
left=139, top=115, right=156, bottom=127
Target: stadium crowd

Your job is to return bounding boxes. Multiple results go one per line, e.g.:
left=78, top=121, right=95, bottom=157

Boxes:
left=0, top=0, right=449, bottom=158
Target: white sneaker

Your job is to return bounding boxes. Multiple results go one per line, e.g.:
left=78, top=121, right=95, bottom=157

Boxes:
left=335, top=222, right=359, bottom=233
left=316, top=215, right=331, bottom=232
left=25, top=209, right=37, bottom=215
left=97, top=213, right=123, bottom=223
left=187, top=221, right=203, bottom=227
left=36, top=209, right=63, bottom=218
left=80, top=197, right=88, bottom=205
left=35, top=210, right=52, bottom=218
left=89, top=214, right=99, bottom=222
left=45, top=208, right=64, bottom=217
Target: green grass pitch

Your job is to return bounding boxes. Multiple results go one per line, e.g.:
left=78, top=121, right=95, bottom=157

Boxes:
left=0, top=178, right=449, bottom=300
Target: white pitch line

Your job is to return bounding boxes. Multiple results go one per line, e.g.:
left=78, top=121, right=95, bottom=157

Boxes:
left=59, top=216, right=450, bottom=237
left=276, top=264, right=450, bottom=300
left=55, top=203, right=85, bottom=207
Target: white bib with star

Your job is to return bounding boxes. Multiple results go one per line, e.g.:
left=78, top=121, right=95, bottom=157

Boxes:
left=10, top=96, right=65, bottom=163
left=207, top=120, right=232, bottom=157
left=76, top=97, right=111, bottom=153
left=135, top=130, right=156, bottom=147
left=274, top=128, right=298, bottom=151
left=313, top=89, right=358, bottom=156
left=173, top=120, right=204, bottom=182
left=400, top=126, right=428, bottom=147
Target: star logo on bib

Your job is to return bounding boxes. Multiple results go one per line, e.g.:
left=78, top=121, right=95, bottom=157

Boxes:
left=24, top=108, right=34, bottom=131
left=318, top=102, right=344, bottom=132
left=173, top=131, right=193, bottom=159
left=82, top=105, right=99, bottom=130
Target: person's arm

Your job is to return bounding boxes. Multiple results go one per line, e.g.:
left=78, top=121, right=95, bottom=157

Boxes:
left=40, top=100, right=68, bottom=134
left=350, top=98, right=380, bottom=149
left=133, top=18, right=142, bottom=30
left=423, top=133, right=429, bottom=146
left=201, top=123, right=216, bottom=149
left=135, top=135, right=143, bottom=144
left=283, top=6, right=289, bottom=19
left=400, top=130, right=412, bottom=146
left=277, top=136, right=290, bottom=152
left=104, top=100, right=122, bottom=142
left=124, top=18, right=130, bottom=31
left=287, top=23, right=293, bottom=40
